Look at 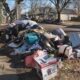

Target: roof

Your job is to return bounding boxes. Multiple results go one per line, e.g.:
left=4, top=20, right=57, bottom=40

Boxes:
left=61, top=9, right=76, bottom=15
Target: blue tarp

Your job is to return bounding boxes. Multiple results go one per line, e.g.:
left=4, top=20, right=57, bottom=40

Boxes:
left=69, top=32, right=80, bottom=48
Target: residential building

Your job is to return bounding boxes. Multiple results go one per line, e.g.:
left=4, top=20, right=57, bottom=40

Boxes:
left=28, top=7, right=78, bottom=22
left=60, top=9, right=78, bottom=21
left=28, top=6, right=56, bottom=22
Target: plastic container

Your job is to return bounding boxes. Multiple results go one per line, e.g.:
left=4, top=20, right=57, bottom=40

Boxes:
left=24, top=32, right=39, bottom=45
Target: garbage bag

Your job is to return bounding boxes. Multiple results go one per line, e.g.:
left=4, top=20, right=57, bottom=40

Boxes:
left=63, top=36, right=72, bottom=45
left=52, top=28, right=66, bottom=37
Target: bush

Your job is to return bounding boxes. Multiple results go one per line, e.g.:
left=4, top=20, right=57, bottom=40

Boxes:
left=71, top=16, right=80, bottom=21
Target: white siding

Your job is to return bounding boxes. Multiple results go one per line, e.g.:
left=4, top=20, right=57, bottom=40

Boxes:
left=61, top=14, right=77, bottom=21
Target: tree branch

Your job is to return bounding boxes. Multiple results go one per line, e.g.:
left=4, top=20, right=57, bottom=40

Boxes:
left=3, top=2, right=10, bottom=14
left=60, top=0, right=70, bottom=12
left=49, top=0, right=56, bottom=5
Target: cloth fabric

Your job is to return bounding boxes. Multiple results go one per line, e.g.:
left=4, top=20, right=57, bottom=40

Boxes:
left=14, top=20, right=38, bottom=28
left=29, top=42, right=42, bottom=51
left=24, top=55, right=35, bottom=68
left=14, top=43, right=30, bottom=54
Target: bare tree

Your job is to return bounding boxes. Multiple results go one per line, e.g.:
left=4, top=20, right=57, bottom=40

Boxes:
left=0, top=0, right=14, bottom=22
left=29, top=0, right=42, bottom=19
left=0, top=0, right=23, bottom=22
left=73, top=0, right=80, bottom=16
left=29, top=0, right=41, bottom=12
left=29, top=0, right=50, bottom=19
left=49, top=0, right=71, bottom=23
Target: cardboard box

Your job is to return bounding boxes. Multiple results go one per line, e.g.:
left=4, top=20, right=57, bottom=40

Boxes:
left=34, top=54, right=58, bottom=80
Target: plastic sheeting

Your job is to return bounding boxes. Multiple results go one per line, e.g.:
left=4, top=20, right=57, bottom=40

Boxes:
left=69, top=32, right=80, bottom=48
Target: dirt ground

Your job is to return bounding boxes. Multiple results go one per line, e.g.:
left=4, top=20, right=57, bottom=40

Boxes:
left=0, top=22, right=80, bottom=80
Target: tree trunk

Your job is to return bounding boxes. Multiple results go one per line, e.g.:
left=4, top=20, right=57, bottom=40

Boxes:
left=57, top=12, right=61, bottom=23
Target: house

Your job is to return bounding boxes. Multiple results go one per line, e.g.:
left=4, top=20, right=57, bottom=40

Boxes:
left=28, top=6, right=56, bottom=22
left=28, top=7, right=78, bottom=22
left=60, top=9, right=78, bottom=21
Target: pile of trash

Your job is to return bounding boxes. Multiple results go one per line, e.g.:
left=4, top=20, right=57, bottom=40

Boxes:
left=7, top=28, right=80, bottom=80
left=0, top=20, right=80, bottom=80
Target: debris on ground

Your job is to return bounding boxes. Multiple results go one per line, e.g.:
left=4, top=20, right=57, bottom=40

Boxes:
left=0, top=20, right=80, bottom=80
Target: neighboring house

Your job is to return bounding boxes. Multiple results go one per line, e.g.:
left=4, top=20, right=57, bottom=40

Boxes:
left=60, top=9, right=78, bottom=21
left=28, top=7, right=78, bottom=22
left=28, top=6, right=56, bottom=22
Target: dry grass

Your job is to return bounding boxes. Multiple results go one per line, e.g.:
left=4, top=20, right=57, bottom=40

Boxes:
left=54, top=59, right=80, bottom=80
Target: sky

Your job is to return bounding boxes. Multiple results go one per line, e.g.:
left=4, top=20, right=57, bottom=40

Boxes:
left=6, top=0, right=31, bottom=13
left=6, top=0, right=15, bottom=10
left=6, top=0, right=50, bottom=13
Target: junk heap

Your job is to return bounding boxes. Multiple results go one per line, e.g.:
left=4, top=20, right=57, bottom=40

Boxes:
left=0, top=20, right=80, bottom=80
